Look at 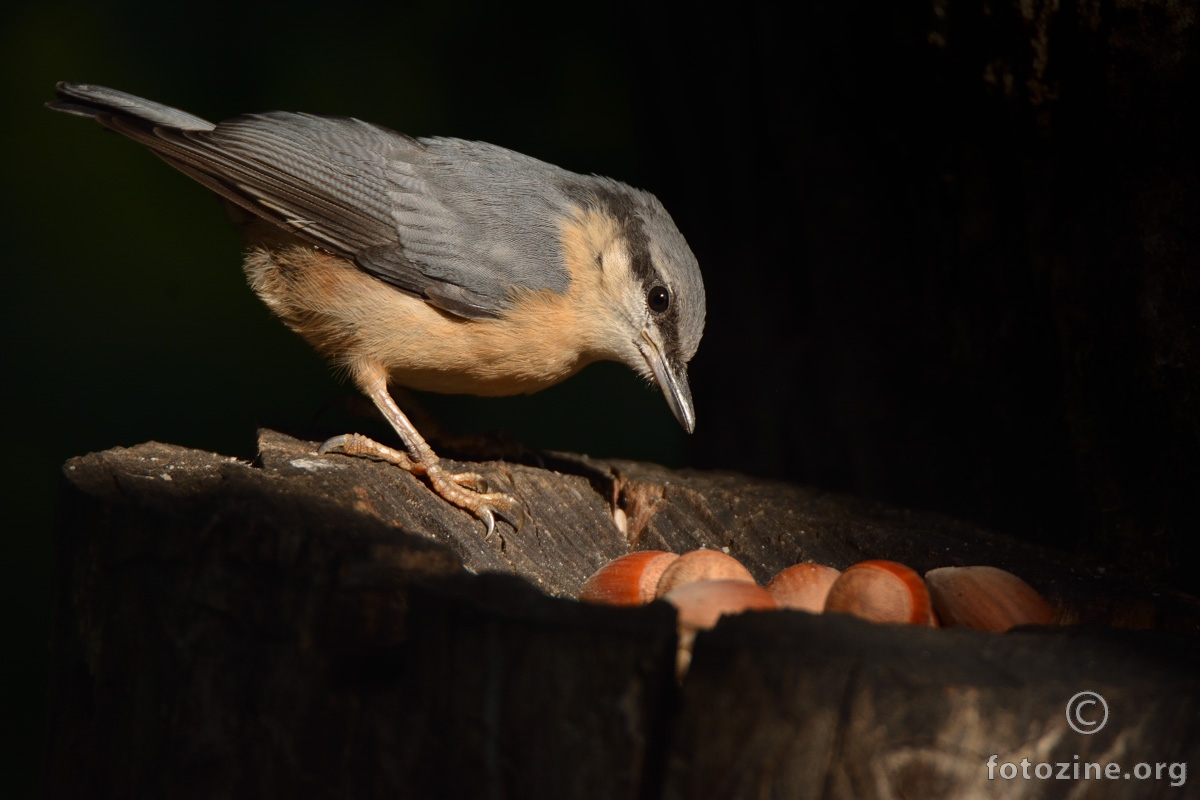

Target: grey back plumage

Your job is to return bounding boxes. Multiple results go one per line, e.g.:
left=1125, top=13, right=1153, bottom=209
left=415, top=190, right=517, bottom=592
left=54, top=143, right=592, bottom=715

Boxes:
left=49, top=83, right=597, bottom=319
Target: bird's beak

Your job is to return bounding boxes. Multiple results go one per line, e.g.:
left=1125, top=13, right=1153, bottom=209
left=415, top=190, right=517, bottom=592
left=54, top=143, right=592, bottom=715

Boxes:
left=638, top=330, right=696, bottom=433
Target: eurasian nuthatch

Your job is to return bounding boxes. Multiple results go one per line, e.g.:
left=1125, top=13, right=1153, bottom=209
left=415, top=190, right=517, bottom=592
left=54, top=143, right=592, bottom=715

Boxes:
left=49, top=82, right=706, bottom=535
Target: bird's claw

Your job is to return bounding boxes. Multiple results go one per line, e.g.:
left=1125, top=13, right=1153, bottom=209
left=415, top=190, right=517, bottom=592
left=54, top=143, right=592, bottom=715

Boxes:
left=478, top=499, right=527, bottom=541
left=479, top=508, right=497, bottom=540
left=490, top=499, right=526, bottom=536
left=317, top=434, right=348, bottom=455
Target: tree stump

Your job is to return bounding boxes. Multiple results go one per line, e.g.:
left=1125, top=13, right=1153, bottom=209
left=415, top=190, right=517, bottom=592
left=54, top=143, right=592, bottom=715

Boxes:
left=46, top=431, right=1200, bottom=798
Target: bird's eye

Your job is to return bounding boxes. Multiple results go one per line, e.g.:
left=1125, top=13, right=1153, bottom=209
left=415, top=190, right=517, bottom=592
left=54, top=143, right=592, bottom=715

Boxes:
left=648, top=285, right=670, bottom=314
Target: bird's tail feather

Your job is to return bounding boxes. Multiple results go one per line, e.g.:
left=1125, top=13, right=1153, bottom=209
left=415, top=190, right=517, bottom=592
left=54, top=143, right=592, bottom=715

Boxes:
left=47, top=82, right=215, bottom=132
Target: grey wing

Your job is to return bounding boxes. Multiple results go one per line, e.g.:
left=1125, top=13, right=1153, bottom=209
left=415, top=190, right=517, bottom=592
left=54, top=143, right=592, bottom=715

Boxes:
left=357, top=137, right=575, bottom=315
left=50, top=84, right=574, bottom=319
left=180, top=116, right=576, bottom=319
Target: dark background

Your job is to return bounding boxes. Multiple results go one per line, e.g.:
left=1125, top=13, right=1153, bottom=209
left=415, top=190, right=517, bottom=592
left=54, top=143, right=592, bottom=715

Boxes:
left=4, top=0, right=1198, bottom=796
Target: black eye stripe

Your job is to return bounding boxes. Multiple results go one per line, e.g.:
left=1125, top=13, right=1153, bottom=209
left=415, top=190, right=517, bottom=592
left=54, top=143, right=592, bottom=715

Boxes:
left=648, top=285, right=670, bottom=313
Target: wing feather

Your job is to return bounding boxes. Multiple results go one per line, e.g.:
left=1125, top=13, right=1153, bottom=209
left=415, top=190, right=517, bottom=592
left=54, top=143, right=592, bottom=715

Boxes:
left=50, top=84, right=582, bottom=319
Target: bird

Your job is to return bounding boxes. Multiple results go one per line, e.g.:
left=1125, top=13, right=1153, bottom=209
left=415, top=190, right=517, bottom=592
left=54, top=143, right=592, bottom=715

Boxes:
left=48, top=82, right=706, bottom=537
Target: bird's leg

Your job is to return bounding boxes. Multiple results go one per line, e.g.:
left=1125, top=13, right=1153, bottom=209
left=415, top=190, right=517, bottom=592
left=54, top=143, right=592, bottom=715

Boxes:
left=318, top=379, right=522, bottom=538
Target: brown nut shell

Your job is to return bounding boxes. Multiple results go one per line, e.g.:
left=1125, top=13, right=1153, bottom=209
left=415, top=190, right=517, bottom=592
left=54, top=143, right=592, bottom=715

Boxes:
left=766, top=563, right=841, bottom=612
left=925, top=566, right=1054, bottom=631
left=654, top=549, right=756, bottom=598
left=579, top=551, right=680, bottom=606
left=823, top=560, right=936, bottom=626
left=662, top=579, right=777, bottom=631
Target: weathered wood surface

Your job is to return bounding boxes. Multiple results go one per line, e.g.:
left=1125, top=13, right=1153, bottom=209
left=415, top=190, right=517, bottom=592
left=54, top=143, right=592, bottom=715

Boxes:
left=669, top=617, right=1198, bottom=799
left=46, top=431, right=1200, bottom=799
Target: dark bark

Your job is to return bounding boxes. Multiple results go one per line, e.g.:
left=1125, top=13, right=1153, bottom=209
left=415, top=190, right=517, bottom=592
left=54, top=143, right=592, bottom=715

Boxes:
left=46, top=431, right=1199, bottom=798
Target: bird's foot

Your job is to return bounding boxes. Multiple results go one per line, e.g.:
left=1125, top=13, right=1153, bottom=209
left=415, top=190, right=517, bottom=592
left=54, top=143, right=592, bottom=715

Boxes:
left=425, top=462, right=525, bottom=539
left=319, top=433, right=524, bottom=538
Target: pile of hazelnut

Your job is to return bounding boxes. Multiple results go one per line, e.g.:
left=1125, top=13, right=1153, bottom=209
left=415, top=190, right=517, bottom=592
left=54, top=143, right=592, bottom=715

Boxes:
left=579, top=550, right=1055, bottom=677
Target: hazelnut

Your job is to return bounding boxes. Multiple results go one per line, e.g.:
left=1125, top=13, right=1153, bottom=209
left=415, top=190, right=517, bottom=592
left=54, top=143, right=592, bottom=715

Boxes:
left=662, top=579, right=778, bottom=631
left=925, top=566, right=1054, bottom=631
left=654, top=549, right=756, bottom=598
left=823, top=559, right=936, bottom=626
left=766, top=563, right=841, bottom=612
left=579, top=551, right=679, bottom=606
left=662, top=579, right=777, bottom=679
